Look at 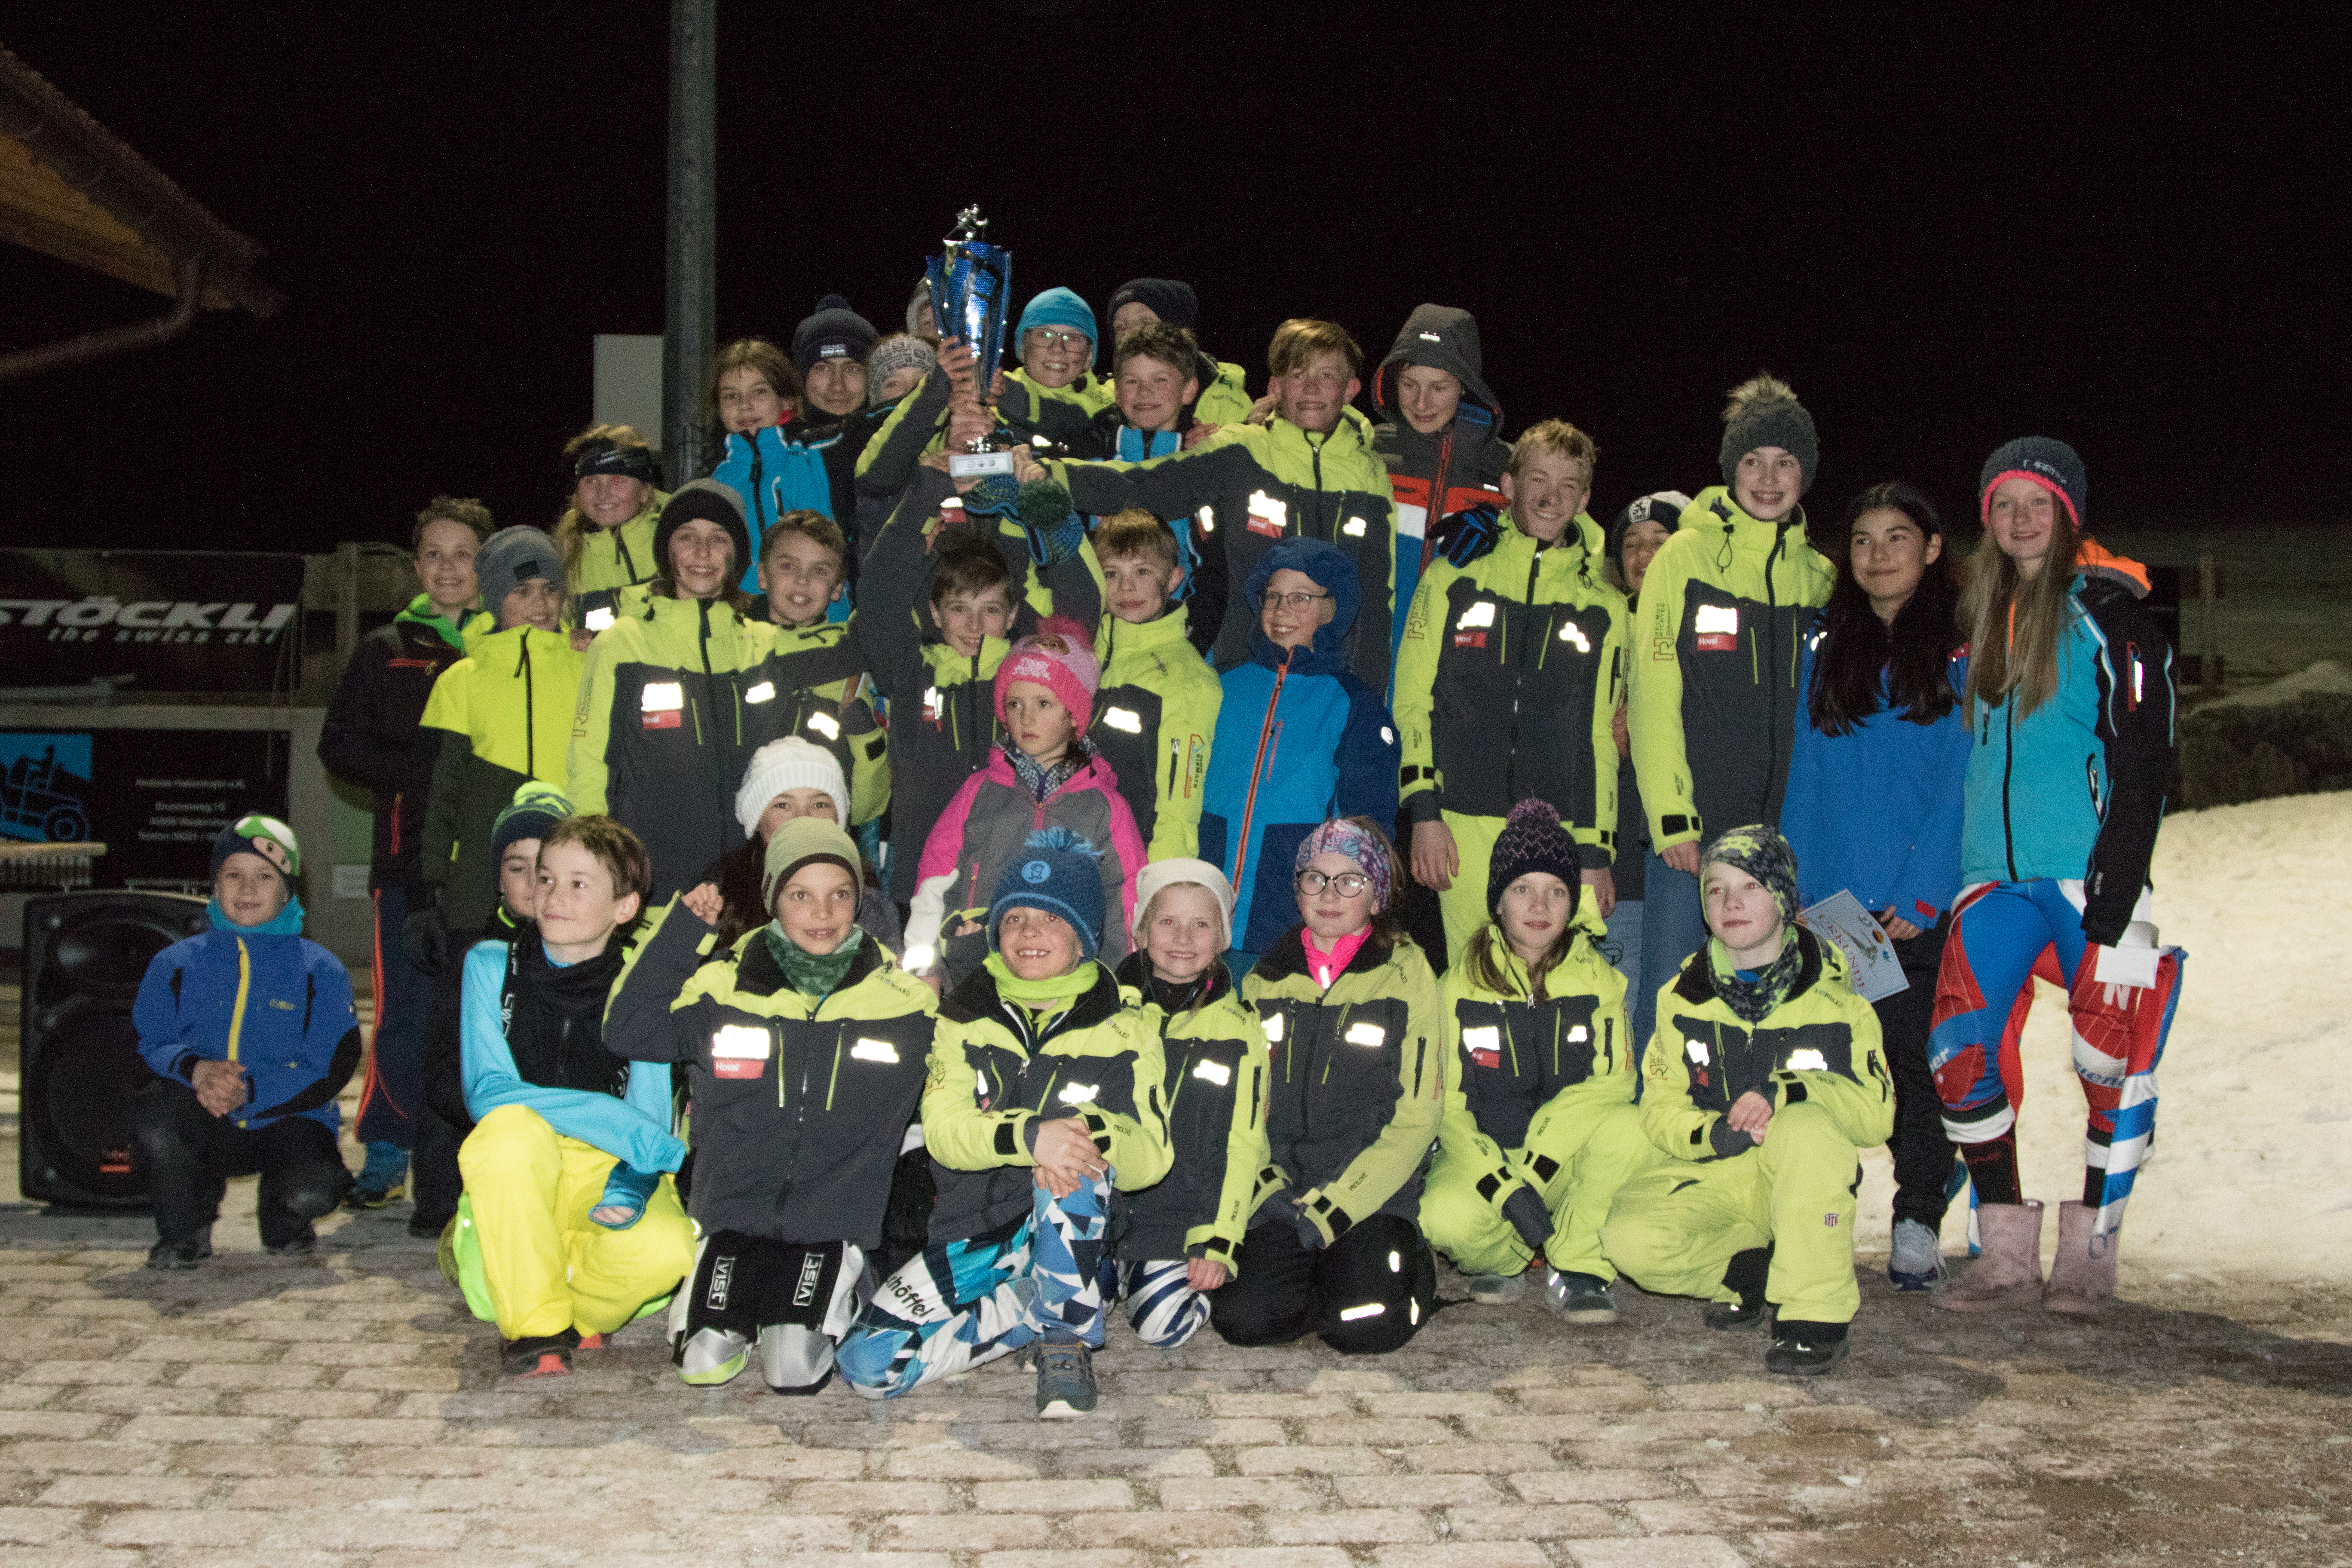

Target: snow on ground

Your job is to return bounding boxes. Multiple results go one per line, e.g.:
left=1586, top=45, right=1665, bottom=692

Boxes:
left=1851, top=789, right=2352, bottom=1281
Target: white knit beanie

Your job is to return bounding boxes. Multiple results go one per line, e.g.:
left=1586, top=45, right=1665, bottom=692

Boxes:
left=733, top=737, right=849, bottom=838
left=1130, top=858, right=1236, bottom=953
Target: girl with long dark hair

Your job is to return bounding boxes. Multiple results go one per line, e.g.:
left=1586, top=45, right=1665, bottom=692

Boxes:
left=1780, top=481, right=1969, bottom=1291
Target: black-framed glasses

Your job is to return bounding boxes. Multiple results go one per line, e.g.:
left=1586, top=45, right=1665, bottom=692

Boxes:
left=1262, top=590, right=1332, bottom=612
left=1296, top=869, right=1372, bottom=897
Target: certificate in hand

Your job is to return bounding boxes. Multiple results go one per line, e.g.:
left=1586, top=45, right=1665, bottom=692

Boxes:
left=1799, top=890, right=1909, bottom=1004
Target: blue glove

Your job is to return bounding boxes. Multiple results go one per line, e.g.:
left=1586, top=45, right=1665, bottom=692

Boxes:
left=1432, top=504, right=1501, bottom=568
left=591, top=1163, right=660, bottom=1230
left=1016, top=478, right=1085, bottom=568
left=962, top=473, right=1022, bottom=516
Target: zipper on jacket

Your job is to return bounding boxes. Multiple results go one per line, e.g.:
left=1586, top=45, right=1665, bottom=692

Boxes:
left=2002, top=700, right=2019, bottom=882
left=1504, top=543, right=1544, bottom=801
left=615, top=529, right=640, bottom=584
left=1761, top=523, right=1790, bottom=818
left=518, top=634, right=537, bottom=778
left=1230, top=653, right=1293, bottom=914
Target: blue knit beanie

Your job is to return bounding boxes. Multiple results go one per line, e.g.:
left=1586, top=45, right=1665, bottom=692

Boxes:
left=987, top=827, right=1106, bottom=959
left=1015, top=287, right=1098, bottom=365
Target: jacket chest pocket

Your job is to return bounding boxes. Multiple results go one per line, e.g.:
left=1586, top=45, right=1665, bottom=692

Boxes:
left=1540, top=995, right=1605, bottom=1090
left=1758, top=1022, right=1854, bottom=1081
left=1166, top=1036, right=1246, bottom=1167
left=827, top=1015, right=934, bottom=1121
left=1674, top=1015, right=1738, bottom=1113
left=638, top=678, right=692, bottom=736
left=707, top=1020, right=775, bottom=1085
left=1455, top=1000, right=1536, bottom=1142
left=967, top=1042, right=1024, bottom=1112
left=1313, top=998, right=1407, bottom=1134
left=1028, top=1050, right=1140, bottom=1123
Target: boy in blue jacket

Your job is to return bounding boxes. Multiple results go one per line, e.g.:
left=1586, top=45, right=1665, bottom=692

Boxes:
left=1199, top=539, right=1400, bottom=967
left=132, top=816, right=360, bottom=1269
left=456, top=815, right=695, bottom=1376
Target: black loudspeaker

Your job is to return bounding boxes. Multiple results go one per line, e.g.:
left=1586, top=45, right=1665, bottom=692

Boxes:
left=20, top=891, right=211, bottom=1210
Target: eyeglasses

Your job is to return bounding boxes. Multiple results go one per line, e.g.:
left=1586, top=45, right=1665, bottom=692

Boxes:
left=1296, top=870, right=1372, bottom=897
left=1262, top=590, right=1331, bottom=612
left=1027, top=329, right=1089, bottom=350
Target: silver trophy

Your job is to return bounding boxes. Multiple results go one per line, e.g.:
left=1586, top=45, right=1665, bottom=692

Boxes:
left=927, top=206, right=1017, bottom=478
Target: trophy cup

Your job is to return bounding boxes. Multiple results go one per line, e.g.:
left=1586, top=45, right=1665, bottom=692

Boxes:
left=926, top=206, right=1017, bottom=479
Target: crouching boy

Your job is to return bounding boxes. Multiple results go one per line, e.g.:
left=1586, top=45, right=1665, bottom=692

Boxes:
left=606, top=818, right=939, bottom=1393
left=839, top=830, right=1171, bottom=1417
left=1599, top=826, right=1892, bottom=1376
left=132, top=817, right=359, bottom=1268
left=1419, top=802, right=1654, bottom=1319
left=456, top=816, right=694, bottom=1377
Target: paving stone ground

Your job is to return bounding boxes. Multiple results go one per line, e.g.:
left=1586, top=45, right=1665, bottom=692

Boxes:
left=0, top=1196, right=2346, bottom=1568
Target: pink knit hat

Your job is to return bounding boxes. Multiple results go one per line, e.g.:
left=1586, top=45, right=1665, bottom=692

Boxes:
left=993, top=616, right=1101, bottom=734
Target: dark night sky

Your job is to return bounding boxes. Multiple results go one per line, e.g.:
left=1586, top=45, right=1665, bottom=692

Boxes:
left=4, top=5, right=2346, bottom=555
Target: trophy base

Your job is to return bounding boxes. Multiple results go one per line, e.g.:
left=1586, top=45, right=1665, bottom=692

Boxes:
left=948, top=451, right=1017, bottom=478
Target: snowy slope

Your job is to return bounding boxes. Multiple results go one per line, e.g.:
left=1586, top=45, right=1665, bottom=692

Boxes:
left=1851, top=790, right=2352, bottom=1280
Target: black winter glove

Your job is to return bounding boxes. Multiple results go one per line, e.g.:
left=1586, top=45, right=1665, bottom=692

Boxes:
left=1501, top=1183, right=1555, bottom=1252
left=402, top=896, right=450, bottom=978
left=1431, top=504, right=1501, bottom=568
left=1289, top=1199, right=1327, bottom=1253
left=1708, top=1116, right=1758, bottom=1159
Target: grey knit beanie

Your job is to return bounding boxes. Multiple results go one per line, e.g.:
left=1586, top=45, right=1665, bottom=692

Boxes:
left=1718, top=378, right=1819, bottom=496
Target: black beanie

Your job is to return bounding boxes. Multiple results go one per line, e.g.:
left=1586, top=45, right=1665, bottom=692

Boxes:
left=1718, top=379, right=1820, bottom=496
left=652, top=479, right=750, bottom=588
left=1106, top=278, right=1197, bottom=330
left=573, top=436, right=659, bottom=485
left=793, top=294, right=878, bottom=376
left=1486, top=799, right=1583, bottom=919
left=1978, top=436, right=2086, bottom=530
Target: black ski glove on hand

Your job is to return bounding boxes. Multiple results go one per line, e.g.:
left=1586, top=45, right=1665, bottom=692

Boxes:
left=402, top=895, right=450, bottom=978
left=1289, top=1199, right=1327, bottom=1253
left=1501, top=1183, right=1554, bottom=1252
left=1709, top=1116, right=1759, bottom=1158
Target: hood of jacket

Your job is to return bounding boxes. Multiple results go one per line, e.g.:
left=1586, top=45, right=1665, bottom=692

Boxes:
left=1372, top=304, right=1503, bottom=434
left=2073, top=538, right=2151, bottom=598
left=979, top=737, right=1120, bottom=799
left=1244, top=536, right=1359, bottom=676
left=395, top=593, right=490, bottom=653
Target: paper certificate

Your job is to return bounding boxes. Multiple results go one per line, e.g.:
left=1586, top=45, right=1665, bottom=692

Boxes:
left=1800, top=890, right=1909, bottom=1004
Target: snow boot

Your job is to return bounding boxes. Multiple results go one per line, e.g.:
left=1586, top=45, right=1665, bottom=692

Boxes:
left=1937, top=1200, right=2043, bottom=1312
left=1469, top=1271, right=1528, bottom=1305
left=1704, top=1245, right=1772, bottom=1330
left=2043, top=1200, right=2118, bottom=1316
left=1543, top=1270, right=1618, bottom=1324
left=1888, top=1218, right=1945, bottom=1292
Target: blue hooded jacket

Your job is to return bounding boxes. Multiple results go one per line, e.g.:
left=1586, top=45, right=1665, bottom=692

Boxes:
left=710, top=425, right=835, bottom=595
left=1200, top=538, right=1400, bottom=954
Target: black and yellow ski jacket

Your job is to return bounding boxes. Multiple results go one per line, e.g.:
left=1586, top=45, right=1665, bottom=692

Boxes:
left=419, top=623, right=584, bottom=931
left=1241, top=928, right=1445, bottom=1242
left=1114, top=955, right=1270, bottom=1276
left=567, top=591, right=766, bottom=900
left=1627, top=487, right=1834, bottom=854
left=606, top=900, right=939, bottom=1247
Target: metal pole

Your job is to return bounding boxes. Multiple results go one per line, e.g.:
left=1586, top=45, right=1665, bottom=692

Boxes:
left=662, top=0, right=717, bottom=489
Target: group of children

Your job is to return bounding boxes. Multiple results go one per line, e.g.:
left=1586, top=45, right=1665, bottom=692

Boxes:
left=128, top=280, right=2181, bottom=1409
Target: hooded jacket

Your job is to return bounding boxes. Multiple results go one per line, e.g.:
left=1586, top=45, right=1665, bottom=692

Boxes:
left=569, top=495, right=669, bottom=634
left=418, top=623, right=585, bottom=932
left=1371, top=304, right=1513, bottom=658
left=134, top=920, right=364, bottom=1135
left=1113, top=955, right=1271, bottom=1275
left=1782, top=623, right=1971, bottom=927
left=567, top=592, right=767, bottom=901
left=1640, top=928, right=1893, bottom=1162
left=1626, top=487, right=1836, bottom=853
left=1242, top=927, right=1444, bottom=1239
left=318, top=595, right=490, bottom=892
left=1435, top=935, right=1633, bottom=1223
left=905, top=745, right=1148, bottom=987
left=1198, top=540, right=1400, bottom=955
left=1049, top=407, right=1401, bottom=695
left=1393, top=512, right=1627, bottom=865
left=919, top=959, right=1172, bottom=1244
left=708, top=425, right=834, bottom=593
left=605, top=900, right=939, bottom=1246
left=1087, top=604, right=1223, bottom=862
left=741, top=619, right=889, bottom=826
left=1958, top=542, right=2176, bottom=944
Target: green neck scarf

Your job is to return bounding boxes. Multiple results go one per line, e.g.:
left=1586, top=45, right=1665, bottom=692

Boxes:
left=983, top=951, right=1096, bottom=1013
left=398, top=591, right=476, bottom=652
left=764, top=922, right=864, bottom=1000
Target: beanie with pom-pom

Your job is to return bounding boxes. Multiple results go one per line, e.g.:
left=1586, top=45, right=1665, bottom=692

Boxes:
left=1718, top=373, right=1819, bottom=496
left=987, top=827, right=1106, bottom=957
left=1486, top=799, right=1583, bottom=919
left=993, top=616, right=1101, bottom=735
